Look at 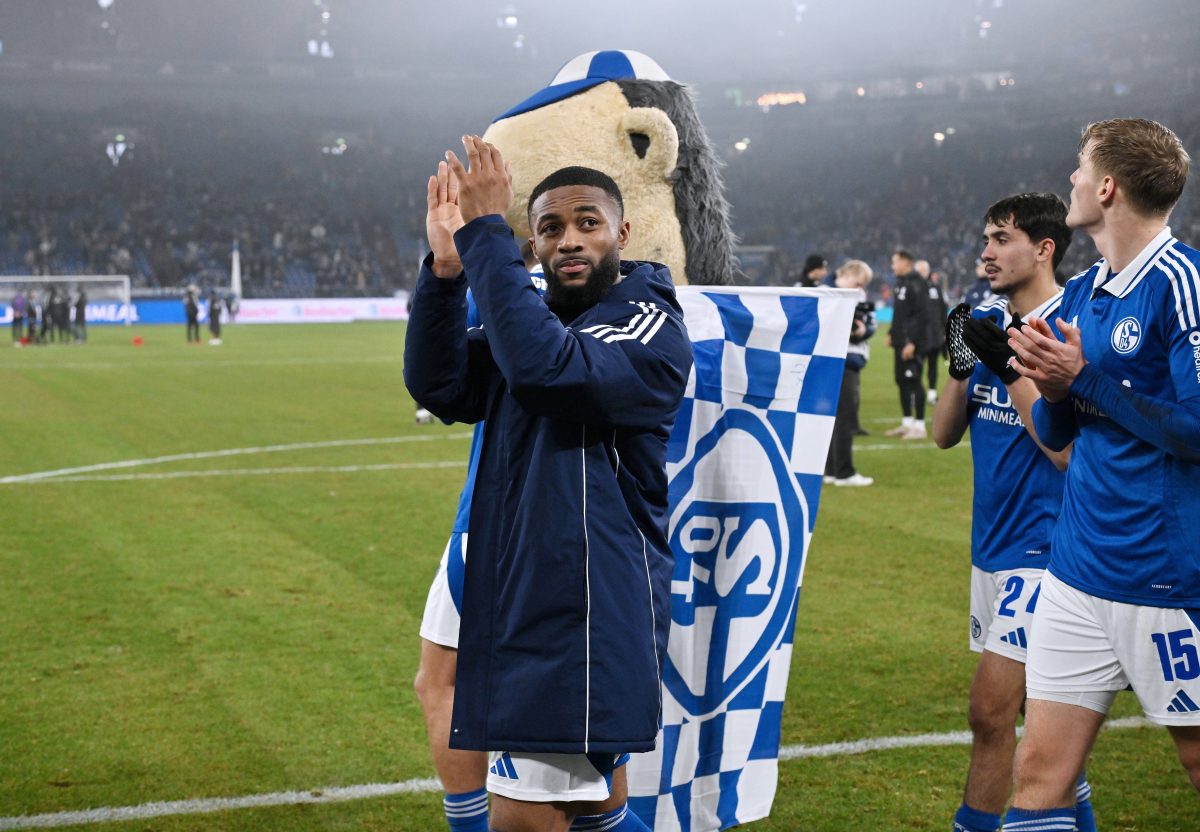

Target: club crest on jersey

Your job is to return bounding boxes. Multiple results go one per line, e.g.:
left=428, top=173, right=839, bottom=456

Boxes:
left=1111, top=316, right=1142, bottom=355
left=663, top=408, right=807, bottom=719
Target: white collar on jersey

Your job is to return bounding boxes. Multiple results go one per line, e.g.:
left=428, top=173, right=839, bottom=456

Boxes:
left=1092, top=226, right=1175, bottom=298
left=1021, top=288, right=1066, bottom=325
left=984, top=288, right=1064, bottom=327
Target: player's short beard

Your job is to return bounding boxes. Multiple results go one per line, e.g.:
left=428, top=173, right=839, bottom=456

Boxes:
left=545, top=249, right=621, bottom=323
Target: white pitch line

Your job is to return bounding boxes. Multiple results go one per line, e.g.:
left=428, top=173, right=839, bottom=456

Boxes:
left=0, top=434, right=472, bottom=484
left=15, top=460, right=467, bottom=484
left=778, top=715, right=1149, bottom=759
left=0, top=778, right=442, bottom=830
left=0, top=355, right=401, bottom=372
left=854, top=440, right=970, bottom=452
left=0, top=717, right=1154, bottom=830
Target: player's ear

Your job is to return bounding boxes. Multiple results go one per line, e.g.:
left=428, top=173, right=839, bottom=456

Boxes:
left=1098, top=175, right=1117, bottom=206
left=617, top=220, right=631, bottom=251
left=1037, top=237, right=1055, bottom=263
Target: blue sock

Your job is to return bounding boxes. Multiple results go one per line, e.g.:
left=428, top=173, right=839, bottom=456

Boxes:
left=953, top=803, right=1002, bottom=832
left=570, top=803, right=651, bottom=831
left=1075, top=774, right=1097, bottom=832
left=1003, top=806, right=1076, bottom=831
left=444, top=787, right=488, bottom=832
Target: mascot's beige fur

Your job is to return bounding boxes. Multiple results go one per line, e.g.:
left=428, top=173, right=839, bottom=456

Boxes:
left=482, top=51, right=737, bottom=286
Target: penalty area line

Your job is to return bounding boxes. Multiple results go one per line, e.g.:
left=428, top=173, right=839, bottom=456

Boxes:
left=0, top=717, right=1153, bottom=829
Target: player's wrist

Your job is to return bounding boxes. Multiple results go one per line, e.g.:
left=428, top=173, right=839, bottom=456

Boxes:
left=431, top=257, right=464, bottom=279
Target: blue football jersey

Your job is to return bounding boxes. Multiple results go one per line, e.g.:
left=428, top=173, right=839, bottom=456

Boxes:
left=1050, top=228, right=1200, bottom=606
left=967, top=292, right=1066, bottom=572
left=451, top=266, right=546, bottom=534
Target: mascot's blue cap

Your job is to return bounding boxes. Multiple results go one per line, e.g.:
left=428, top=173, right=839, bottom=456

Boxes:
left=493, top=49, right=672, bottom=122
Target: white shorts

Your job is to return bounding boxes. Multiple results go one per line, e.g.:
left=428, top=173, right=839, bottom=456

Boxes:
left=1026, top=572, right=1200, bottom=725
left=970, top=565, right=1044, bottom=662
left=486, top=752, right=627, bottom=803
left=419, top=532, right=466, bottom=649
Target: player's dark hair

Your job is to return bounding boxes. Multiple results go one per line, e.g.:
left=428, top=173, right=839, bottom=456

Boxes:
left=528, top=166, right=624, bottom=219
left=893, top=249, right=914, bottom=262
left=984, top=192, right=1073, bottom=272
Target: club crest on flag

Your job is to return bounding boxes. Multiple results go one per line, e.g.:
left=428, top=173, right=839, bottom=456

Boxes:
left=627, top=286, right=857, bottom=832
left=664, top=408, right=807, bottom=719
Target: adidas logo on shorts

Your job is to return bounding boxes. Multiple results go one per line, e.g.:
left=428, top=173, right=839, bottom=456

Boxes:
left=489, top=752, right=519, bottom=780
left=1166, top=690, right=1200, bottom=714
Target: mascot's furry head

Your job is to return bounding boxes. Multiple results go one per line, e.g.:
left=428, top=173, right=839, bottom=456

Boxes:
left=482, top=50, right=736, bottom=286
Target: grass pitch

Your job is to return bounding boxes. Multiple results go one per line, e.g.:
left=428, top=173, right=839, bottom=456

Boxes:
left=0, top=323, right=1193, bottom=830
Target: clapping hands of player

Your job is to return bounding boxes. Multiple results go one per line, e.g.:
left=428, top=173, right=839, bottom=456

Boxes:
left=426, top=136, right=513, bottom=279
left=445, top=135, right=513, bottom=226
left=1008, top=317, right=1087, bottom=402
left=426, top=160, right=465, bottom=279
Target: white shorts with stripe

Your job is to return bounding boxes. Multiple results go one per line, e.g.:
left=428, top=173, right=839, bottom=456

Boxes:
left=418, top=532, right=465, bottom=649
left=1026, top=571, right=1200, bottom=725
left=486, top=752, right=628, bottom=803
left=970, top=565, right=1044, bottom=662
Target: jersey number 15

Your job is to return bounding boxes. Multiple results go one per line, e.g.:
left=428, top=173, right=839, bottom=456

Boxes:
left=1151, top=629, right=1200, bottom=682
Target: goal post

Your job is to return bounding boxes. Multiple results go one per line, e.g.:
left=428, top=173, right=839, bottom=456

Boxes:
left=0, top=275, right=134, bottom=326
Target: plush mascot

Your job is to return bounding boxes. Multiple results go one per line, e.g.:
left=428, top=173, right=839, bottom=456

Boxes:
left=482, top=49, right=737, bottom=286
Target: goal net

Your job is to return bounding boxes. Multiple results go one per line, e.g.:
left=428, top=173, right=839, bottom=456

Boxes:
left=0, top=275, right=133, bottom=327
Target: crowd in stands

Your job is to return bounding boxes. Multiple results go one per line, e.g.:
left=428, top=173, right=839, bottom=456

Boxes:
left=0, top=107, right=417, bottom=299
left=2, top=84, right=1197, bottom=304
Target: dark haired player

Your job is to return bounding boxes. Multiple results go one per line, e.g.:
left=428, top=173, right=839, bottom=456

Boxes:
left=405, top=136, right=691, bottom=832
left=1005, top=119, right=1200, bottom=828
left=933, top=193, right=1098, bottom=832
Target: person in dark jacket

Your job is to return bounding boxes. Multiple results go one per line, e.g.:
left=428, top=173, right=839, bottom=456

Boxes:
left=886, top=249, right=931, bottom=439
left=183, top=286, right=200, bottom=343
left=207, top=289, right=222, bottom=345
left=73, top=289, right=87, bottom=343
left=405, top=137, right=691, bottom=832
left=824, top=260, right=876, bottom=485
left=915, top=259, right=949, bottom=404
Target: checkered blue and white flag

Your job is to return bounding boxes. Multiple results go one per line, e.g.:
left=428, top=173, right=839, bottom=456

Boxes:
left=627, top=286, right=857, bottom=831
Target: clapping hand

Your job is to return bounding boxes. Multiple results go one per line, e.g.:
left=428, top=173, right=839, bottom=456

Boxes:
left=1008, top=317, right=1087, bottom=402
left=444, top=135, right=514, bottom=226
left=426, top=160, right=465, bottom=279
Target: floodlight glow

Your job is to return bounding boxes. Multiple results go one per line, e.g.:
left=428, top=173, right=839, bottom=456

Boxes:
left=933, top=132, right=946, bottom=142
left=97, top=0, right=115, bottom=9
left=756, top=91, right=806, bottom=108
left=856, top=87, right=866, bottom=97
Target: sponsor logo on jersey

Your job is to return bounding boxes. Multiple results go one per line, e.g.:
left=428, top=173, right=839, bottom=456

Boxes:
left=1072, top=397, right=1107, bottom=418
left=1190, top=331, right=1200, bottom=384
left=970, top=383, right=1025, bottom=426
left=1111, top=316, right=1142, bottom=355
left=664, top=409, right=805, bottom=719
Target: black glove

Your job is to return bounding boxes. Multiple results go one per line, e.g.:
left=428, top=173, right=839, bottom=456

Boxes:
left=944, top=303, right=978, bottom=380
left=962, top=316, right=1020, bottom=384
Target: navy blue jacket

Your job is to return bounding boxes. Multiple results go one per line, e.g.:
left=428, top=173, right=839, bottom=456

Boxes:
left=404, top=215, right=692, bottom=753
